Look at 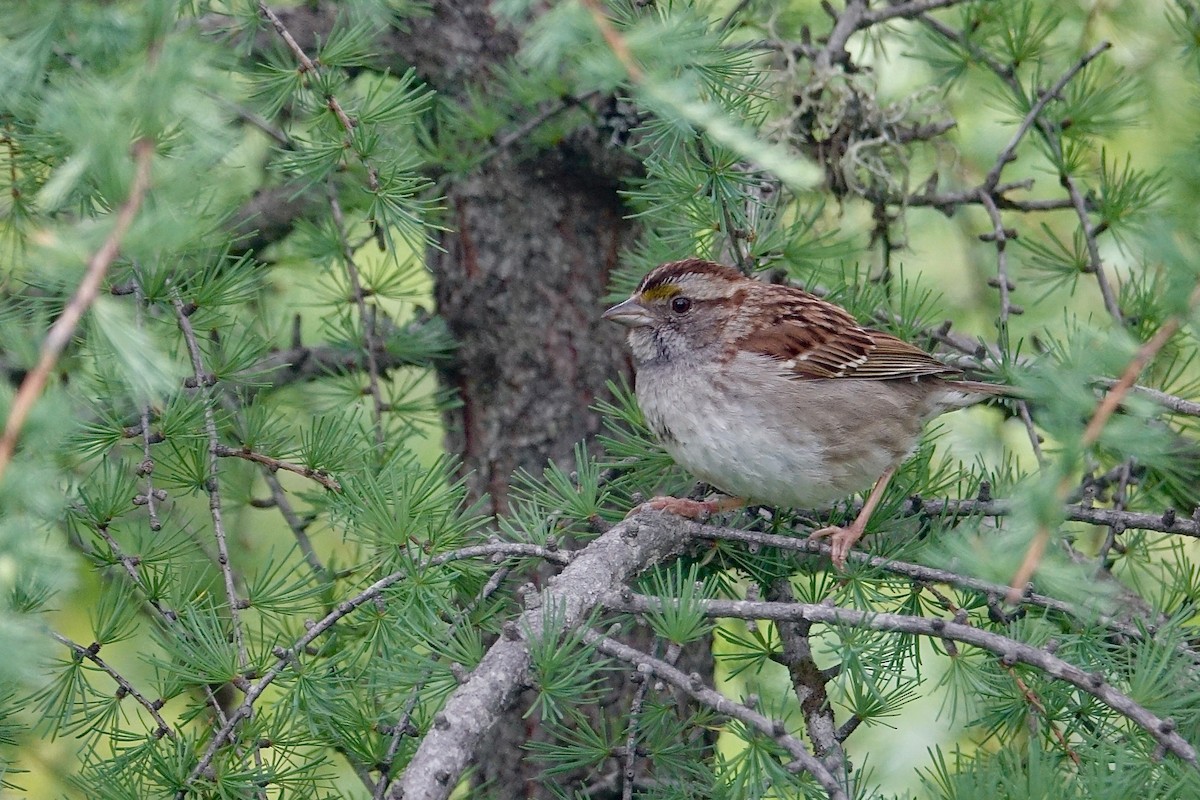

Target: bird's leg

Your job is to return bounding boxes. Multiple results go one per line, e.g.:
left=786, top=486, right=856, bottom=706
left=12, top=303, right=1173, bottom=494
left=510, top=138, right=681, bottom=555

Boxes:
left=809, top=466, right=897, bottom=569
left=635, top=494, right=745, bottom=519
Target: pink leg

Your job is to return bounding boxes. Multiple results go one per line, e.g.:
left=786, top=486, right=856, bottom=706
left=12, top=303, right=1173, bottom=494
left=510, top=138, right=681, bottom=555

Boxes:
left=634, top=495, right=745, bottom=519
left=809, top=466, right=896, bottom=569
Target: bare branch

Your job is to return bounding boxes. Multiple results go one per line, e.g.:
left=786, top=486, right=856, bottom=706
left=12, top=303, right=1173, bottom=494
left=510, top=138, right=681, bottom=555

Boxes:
left=858, top=0, right=968, bottom=27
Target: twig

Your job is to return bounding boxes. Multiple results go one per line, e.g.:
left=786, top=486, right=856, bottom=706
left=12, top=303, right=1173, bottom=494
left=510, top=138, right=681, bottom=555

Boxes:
left=686, top=521, right=1197, bottom=662
left=857, top=0, right=967, bottom=27
left=0, top=136, right=155, bottom=482
left=475, top=91, right=599, bottom=167
left=1009, top=285, right=1200, bottom=600
left=1096, top=459, right=1134, bottom=569
left=174, top=291, right=270, bottom=800
left=606, top=594, right=1199, bottom=767
left=251, top=315, right=447, bottom=393
left=918, top=15, right=1121, bottom=321
left=976, top=190, right=1017, bottom=332
left=816, top=0, right=867, bottom=71
left=581, top=0, right=645, bottom=81
left=178, top=541, right=571, bottom=799
left=588, top=632, right=848, bottom=800
left=48, top=630, right=175, bottom=740
left=328, top=188, right=386, bottom=450
left=621, top=641, right=658, bottom=800
left=981, top=43, right=1111, bottom=193
left=892, top=183, right=1078, bottom=214
left=373, top=563, right=515, bottom=800
left=1003, top=664, right=1081, bottom=766
left=256, top=1, right=379, bottom=192
left=213, top=443, right=341, bottom=491
left=1114, top=381, right=1200, bottom=417
left=204, top=90, right=294, bottom=148
left=977, top=187, right=1044, bottom=463
left=258, top=468, right=328, bottom=579
left=171, top=295, right=250, bottom=669
left=718, top=0, right=756, bottom=31
left=133, top=288, right=165, bottom=532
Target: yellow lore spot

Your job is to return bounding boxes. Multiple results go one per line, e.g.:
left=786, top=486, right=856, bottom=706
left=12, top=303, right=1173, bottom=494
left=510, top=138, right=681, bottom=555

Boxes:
left=640, top=284, right=680, bottom=301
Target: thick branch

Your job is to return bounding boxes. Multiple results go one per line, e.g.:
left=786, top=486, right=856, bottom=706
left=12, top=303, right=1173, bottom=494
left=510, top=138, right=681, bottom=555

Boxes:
left=393, top=512, right=694, bottom=800
left=767, top=580, right=846, bottom=772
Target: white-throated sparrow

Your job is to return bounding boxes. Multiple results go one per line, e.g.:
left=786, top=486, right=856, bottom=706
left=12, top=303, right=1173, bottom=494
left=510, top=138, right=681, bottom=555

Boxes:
left=604, top=259, right=1006, bottom=568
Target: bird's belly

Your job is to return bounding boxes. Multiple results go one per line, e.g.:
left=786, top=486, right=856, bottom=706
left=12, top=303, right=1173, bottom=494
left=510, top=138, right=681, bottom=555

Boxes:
left=636, top=365, right=904, bottom=509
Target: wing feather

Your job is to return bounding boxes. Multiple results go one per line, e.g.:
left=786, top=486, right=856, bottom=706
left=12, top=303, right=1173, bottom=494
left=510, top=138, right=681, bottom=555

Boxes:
left=737, top=289, right=957, bottom=381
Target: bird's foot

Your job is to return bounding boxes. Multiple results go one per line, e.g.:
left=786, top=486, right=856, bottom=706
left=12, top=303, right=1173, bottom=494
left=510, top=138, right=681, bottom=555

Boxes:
left=632, top=495, right=744, bottom=520
left=809, top=522, right=866, bottom=570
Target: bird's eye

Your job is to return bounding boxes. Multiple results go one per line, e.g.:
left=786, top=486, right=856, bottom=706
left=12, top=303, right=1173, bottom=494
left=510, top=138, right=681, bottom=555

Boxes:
left=670, top=296, right=692, bottom=314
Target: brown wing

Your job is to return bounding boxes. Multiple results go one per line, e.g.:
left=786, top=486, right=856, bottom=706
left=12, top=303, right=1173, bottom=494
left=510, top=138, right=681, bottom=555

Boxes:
left=737, top=289, right=958, bottom=381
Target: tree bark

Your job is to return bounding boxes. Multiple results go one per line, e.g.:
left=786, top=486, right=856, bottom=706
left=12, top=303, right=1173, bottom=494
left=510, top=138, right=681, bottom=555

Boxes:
left=431, top=149, right=635, bottom=510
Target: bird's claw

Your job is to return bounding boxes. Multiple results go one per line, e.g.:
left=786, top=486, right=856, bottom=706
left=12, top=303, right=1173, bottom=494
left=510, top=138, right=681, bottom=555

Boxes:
left=809, top=523, right=865, bottom=570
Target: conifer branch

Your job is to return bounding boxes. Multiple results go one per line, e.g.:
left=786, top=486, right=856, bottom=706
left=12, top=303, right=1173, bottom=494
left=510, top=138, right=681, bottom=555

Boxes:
left=981, top=42, right=1111, bottom=194
left=132, top=285, right=166, bottom=531
left=373, top=562, right=514, bottom=800
left=172, top=292, right=271, bottom=800
left=257, top=468, right=327, bottom=578
left=918, top=14, right=1122, bottom=321
left=1009, top=282, right=1200, bottom=600
left=213, top=444, right=341, bottom=491
left=180, top=541, right=571, bottom=799
left=48, top=630, right=176, bottom=740
left=1003, top=663, right=1081, bottom=766
left=171, top=294, right=251, bottom=670
left=589, top=631, right=849, bottom=800
left=621, top=648, right=655, bottom=800
left=256, top=1, right=380, bottom=192
left=766, top=580, right=847, bottom=772
left=684, top=522, right=1197, bottom=662
left=607, top=594, right=1200, bottom=767
left=327, top=188, right=387, bottom=449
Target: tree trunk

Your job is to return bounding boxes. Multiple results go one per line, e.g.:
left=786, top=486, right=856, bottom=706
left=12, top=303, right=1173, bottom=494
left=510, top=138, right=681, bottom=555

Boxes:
left=431, top=150, right=635, bottom=511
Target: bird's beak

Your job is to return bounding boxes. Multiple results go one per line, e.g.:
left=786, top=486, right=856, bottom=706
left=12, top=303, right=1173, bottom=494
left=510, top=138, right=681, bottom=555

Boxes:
left=602, top=297, right=654, bottom=327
